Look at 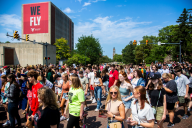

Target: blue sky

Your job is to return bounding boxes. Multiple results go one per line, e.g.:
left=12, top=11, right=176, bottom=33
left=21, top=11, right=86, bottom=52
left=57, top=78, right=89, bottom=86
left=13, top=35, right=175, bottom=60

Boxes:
left=0, top=0, right=191, bottom=58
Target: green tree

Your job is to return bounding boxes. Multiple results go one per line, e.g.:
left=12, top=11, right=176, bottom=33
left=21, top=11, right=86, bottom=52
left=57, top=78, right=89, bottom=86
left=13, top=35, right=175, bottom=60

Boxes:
left=66, top=54, right=90, bottom=66
left=5, top=41, right=10, bottom=43
left=122, top=41, right=136, bottom=64
left=135, top=36, right=158, bottom=64
left=113, top=54, right=122, bottom=62
left=54, top=38, right=71, bottom=62
left=99, top=56, right=113, bottom=64
left=76, top=35, right=103, bottom=65
left=176, top=8, right=192, bottom=61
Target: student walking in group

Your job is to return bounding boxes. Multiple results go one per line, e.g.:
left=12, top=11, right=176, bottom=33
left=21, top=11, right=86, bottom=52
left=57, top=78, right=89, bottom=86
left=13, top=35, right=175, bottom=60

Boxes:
left=64, top=75, right=85, bottom=128
left=148, top=72, right=166, bottom=128
left=119, top=71, right=133, bottom=128
left=174, top=66, right=190, bottom=119
left=27, top=71, right=43, bottom=127
left=60, top=73, right=70, bottom=121
left=162, top=73, right=178, bottom=127
left=101, top=70, right=109, bottom=98
left=127, top=86, right=155, bottom=128
left=1, top=75, right=11, bottom=126
left=79, top=71, right=89, bottom=111
left=105, top=85, right=125, bottom=128
left=30, top=87, right=60, bottom=128
left=5, top=74, right=21, bottom=128
left=94, top=71, right=103, bottom=111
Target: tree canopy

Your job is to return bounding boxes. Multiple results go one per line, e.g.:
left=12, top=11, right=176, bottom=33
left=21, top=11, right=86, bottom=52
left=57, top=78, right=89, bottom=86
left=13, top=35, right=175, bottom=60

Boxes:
left=54, top=38, right=71, bottom=62
left=75, top=35, right=103, bottom=65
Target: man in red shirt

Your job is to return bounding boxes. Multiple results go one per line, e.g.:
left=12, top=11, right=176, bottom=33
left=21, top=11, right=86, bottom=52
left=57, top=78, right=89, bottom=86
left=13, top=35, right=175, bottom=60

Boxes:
left=108, top=64, right=119, bottom=89
left=27, top=71, right=43, bottom=123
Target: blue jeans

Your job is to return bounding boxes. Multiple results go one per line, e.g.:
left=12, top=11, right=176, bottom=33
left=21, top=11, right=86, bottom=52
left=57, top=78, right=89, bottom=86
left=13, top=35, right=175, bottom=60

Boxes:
left=94, top=86, right=102, bottom=109
left=8, top=102, right=21, bottom=128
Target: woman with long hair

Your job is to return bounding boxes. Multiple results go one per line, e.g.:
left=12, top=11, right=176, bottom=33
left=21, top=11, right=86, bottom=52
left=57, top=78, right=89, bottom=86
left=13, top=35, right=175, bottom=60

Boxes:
left=64, top=74, right=85, bottom=128
left=131, top=69, right=145, bottom=89
left=31, top=87, right=60, bottom=128
left=101, top=70, right=109, bottom=98
left=148, top=72, right=166, bottom=128
left=0, top=75, right=11, bottom=126
left=119, top=71, right=133, bottom=128
left=60, top=73, right=70, bottom=121
left=105, top=85, right=125, bottom=128
left=127, top=86, right=155, bottom=128
left=162, top=73, right=178, bottom=127
left=5, top=74, right=21, bottom=128
left=94, top=71, right=103, bottom=111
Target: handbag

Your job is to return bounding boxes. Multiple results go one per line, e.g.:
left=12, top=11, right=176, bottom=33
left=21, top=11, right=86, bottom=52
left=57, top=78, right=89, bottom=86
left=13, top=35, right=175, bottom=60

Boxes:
left=108, top=100, right=122, bottom=128
left=152, top=90, right=161, bottom=115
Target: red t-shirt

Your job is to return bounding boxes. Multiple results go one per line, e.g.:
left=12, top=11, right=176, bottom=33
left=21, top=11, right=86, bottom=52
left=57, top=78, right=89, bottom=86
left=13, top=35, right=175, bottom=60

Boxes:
left=108, top=70, right=119, bottom=88
left=31, top=83, right=43, bottom=115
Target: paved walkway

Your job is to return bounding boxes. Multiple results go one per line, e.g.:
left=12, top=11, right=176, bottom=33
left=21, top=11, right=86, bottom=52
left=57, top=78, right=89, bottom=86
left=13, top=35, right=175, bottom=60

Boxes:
left=0, top=96, right=192, bottom=128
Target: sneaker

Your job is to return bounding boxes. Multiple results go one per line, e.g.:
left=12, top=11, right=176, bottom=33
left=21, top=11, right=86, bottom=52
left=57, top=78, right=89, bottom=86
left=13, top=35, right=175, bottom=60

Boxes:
left=84, top=107, right=89, bottom=111
left=95, top=108, right=99, bottom=111
left=2, top=120, right=10, bottom=126
left=102, top=95, right=106, bottom=98
left=60, top=116, right=66, bottom=121
left=167, top=122, right=174, bottom=127
left=182, top=114, right=188, bottom=119
left=89, top=96, right=93, bottom=100
left=100, top=103, right=103, bottom=109
left=92, top=98, right=97, bottom=103
left=154, top=121, right=157, bottom=124
left=67, top=118, right=69, bottom=121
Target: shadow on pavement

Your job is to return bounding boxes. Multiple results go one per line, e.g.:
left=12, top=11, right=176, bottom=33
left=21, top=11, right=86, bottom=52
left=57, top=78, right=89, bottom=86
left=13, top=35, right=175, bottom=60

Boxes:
left=86, top=116, right=102, bottom=128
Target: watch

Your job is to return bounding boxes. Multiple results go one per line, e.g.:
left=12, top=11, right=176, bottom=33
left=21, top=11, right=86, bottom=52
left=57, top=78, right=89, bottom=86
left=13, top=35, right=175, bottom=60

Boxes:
left=137, top=121, right=140, bottom=126
left=113, top=115, right=115, bottom=119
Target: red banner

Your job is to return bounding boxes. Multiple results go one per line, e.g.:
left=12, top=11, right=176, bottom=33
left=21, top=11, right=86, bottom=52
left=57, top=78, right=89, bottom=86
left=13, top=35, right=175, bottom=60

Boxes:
left=23, top=2, right=49, bottom=34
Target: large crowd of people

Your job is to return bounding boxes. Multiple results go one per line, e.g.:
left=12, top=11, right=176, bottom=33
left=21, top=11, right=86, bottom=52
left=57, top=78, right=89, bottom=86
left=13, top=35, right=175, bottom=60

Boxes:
left=0, top=61, right=192, bottom=128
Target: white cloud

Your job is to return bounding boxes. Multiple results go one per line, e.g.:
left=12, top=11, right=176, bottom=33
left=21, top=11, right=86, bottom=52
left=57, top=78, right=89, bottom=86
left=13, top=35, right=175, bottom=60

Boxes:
left=0, top=14, right=21, bottom=29
left=83, top=2, right=91, bottom=6
left=117, top=5, right=122, bottom=7
left=92, top=0, right=106, bottom=2
left=63, top=7, right=74, bottom=13
left=78, top=0, right=82, bottom=3
left=74, top=16, right=161, bottom=46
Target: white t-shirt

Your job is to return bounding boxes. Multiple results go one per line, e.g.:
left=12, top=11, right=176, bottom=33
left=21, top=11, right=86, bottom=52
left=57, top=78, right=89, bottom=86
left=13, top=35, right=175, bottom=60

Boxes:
left=131, top=100, right=155, bottom=127
left=88, top=72, right=94, bottom=85
left=131, top=78, right=139, bottom=89
left=57, top=79, right=63, bottom=94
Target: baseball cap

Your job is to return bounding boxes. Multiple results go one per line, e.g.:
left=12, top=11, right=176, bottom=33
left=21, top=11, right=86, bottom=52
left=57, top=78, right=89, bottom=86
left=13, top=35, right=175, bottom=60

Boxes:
left=3, top=66, right=8, bottom=68
left=149, top=72, right=161, bottom=79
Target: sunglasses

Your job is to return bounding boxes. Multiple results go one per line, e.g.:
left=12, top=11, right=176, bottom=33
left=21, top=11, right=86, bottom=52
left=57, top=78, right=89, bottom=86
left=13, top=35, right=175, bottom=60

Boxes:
left=110, top=92, right=118, bottom=95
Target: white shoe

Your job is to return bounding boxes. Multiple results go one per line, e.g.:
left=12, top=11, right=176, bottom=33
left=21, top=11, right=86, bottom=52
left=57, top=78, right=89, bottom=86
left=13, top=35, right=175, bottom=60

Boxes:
left=60, top=116, right=66, bottom=121
left=95, top=108, right=99, bottom=111
left=67, top=118, right=69, bottom=121
left=2, top=120, right=10, bottom=126
left=84, top=107, right=89, bottom=111
left=92, top=98, right=96, bottom=103
left=89, top=96, right=93, bottom=100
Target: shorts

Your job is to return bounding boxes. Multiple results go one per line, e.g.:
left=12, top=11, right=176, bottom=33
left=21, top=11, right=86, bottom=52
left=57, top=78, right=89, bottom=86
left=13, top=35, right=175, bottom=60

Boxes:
left=3, top=103, right=8, bottom=112
left=167, top=102, right=175, bottom=110
left=28, top=109, right=33, bottom=117
left=189, top=87, right=192, bottom=94
left=152, top=106, right=164, bottom=121
left=178, top=96, right=185, bottom=104
left=90, top=85, right=94, bottom=90
left=62, top=93, right=69, bottom=100
left=121, top=96, right=132, bottom=109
